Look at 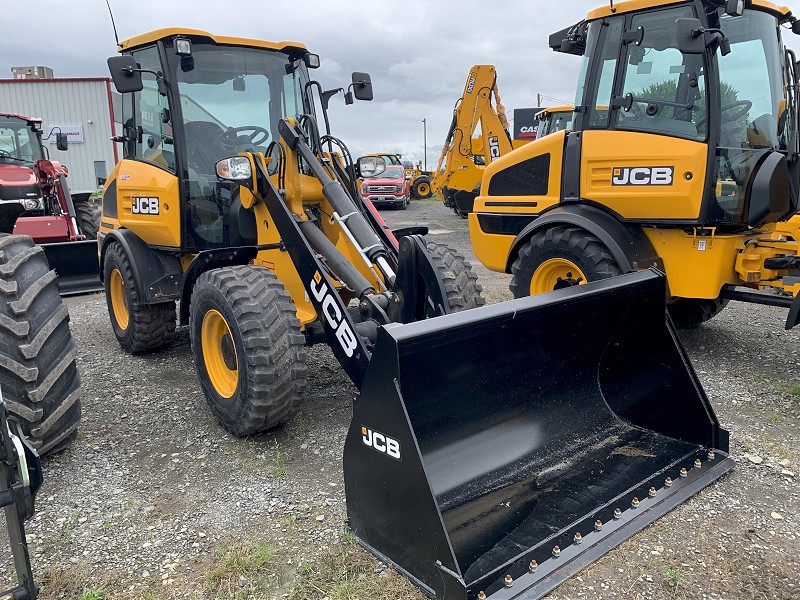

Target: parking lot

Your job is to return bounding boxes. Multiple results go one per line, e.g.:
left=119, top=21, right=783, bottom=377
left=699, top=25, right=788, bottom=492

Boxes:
left=3, top=196, right=798, bottom=600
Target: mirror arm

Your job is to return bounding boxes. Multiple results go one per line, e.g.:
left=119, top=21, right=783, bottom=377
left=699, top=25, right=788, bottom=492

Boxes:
left=123, top=66, right=167, bottom=95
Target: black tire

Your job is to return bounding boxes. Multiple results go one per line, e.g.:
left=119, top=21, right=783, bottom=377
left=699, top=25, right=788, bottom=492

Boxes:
left=510, top=226, right=622, bottom=298
left=74, top=198, right=100, bottom=240
left=412, top=176, right=433, bottom=199
left=103, top=241, right=176, bottom=354
left=0, top=234, right=81, bottom=455
left=190, top=265, right=308, bottom=436
left=668, top=297, right=729, bottom=329
left=426, top=242, right=485, bottom=311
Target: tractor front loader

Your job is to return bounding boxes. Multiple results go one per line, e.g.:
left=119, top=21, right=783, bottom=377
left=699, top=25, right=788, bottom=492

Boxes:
left=103, top=29, right=732, bottom=600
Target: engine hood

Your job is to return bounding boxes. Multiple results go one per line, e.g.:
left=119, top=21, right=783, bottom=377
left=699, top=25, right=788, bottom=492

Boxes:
left=0, top=163, right=38, bottom=187
left=363, top=177, right=405, bottom=185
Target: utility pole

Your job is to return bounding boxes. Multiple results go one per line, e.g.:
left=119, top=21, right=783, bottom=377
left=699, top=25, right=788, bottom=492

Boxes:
left=537, top=93, right=541, bottom=107
left=422, top=118, right=427, bottom=171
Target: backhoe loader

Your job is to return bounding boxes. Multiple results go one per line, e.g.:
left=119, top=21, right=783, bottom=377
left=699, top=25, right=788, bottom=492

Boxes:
left=103, top=28, right=733, bottom=600
left=434, top=65, right=529, bottom=218
left=534, top=104, right=574, bottom=138
left=470, top=0, right=800, bottom=329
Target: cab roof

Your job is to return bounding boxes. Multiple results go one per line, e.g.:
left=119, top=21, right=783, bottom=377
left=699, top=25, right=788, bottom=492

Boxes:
left=586, top=0, right=792, bottom=22
left=0, top=113, right=41, bottom=124
left=535, top=105, right=574, bottom=119
left=118, top=28, right=308, bottom=55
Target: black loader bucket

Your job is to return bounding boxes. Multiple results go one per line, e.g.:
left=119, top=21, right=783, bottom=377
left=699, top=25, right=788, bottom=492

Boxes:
left=344, top=269, right=733, bottom=600
left=42, top=240, right=102, bottom=296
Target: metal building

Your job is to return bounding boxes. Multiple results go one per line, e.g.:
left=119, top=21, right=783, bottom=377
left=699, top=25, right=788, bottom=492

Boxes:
left=0, top=77, right=121, bottom=191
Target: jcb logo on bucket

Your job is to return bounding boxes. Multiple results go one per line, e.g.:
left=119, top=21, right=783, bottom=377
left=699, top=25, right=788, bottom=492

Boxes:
left=611, top=166, right=674, bottom=186
left=362, top=426, right=401, bottom=460
left=132, top=196, right=160, bottom=214
left=310, top=271, right=358, bottom=357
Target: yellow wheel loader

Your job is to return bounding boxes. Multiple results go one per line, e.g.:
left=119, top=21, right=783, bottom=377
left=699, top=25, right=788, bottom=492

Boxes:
left=470, top=0, right=800, bottom=329
left=103, top=28, right=733, bottom=600
left=433, top=65, right=529, bottom=218
left=534, top=104, right=574, bottom=138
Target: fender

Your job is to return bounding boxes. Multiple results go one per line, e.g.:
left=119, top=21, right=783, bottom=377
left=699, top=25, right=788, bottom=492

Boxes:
left=508, top=204, right=663, bottom=274
left=99, top=229, right=183, bottom=304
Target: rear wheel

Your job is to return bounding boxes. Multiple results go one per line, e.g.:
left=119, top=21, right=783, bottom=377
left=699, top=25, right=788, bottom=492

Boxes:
left=667, top=297, right=728, bottom=329
left=412, top=177, right=433, bottom=199
left=74, top=198, right=100, bottom=239
left=0, top=234, right=81, bottom=455
left=190, top=265, right=308, bottom=436
left=103, top=241, right=176, bottom=354
left=426, top=242, right=485, bottom=311
left=510, top=226, right=621, bottom=298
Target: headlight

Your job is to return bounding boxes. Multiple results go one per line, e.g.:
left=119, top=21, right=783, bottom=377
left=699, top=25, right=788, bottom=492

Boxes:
left=396, top=184, right=405, bottom=193
left=24, top=198, right=43, bottom=210
left=361, top=185, right=367, bottom=194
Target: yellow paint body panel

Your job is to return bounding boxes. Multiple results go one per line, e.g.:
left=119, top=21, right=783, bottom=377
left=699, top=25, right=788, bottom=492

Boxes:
left=581, top=131, right=707, bottom=220
left=119, top=28, right=307, bottom=53
left=468, top=214, right=514, bottom=273
left=586, top=0, right=789, bottom=21
left=101, top=160, right=182, bottom=248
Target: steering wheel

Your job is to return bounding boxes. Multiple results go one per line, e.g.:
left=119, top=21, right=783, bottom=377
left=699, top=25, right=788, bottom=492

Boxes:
left=216, top=126, right=270, bottom=150
left=696, top=100, right=753, bottom=130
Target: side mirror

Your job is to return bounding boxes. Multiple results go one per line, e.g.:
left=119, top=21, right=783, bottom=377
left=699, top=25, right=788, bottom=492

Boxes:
left=357, top=156, right=385, bottom=178
left=56, top=132, right=68, bottom=151
left=108, top=55, right=144, bottom=93
left=725, top=0, right=744, bottom=16
left=351, top=72, right=373, bottom=101
left=675, top=18, right=705, bottom=55
left=793, top=20, right=800, bottom=35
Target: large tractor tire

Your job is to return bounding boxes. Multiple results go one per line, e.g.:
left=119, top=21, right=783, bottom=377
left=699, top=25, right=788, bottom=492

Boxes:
left=412, top=176, right=433, bottom=199
left=0, top=234, right=81, bottom=455
left=510, top=226, right=622, bottom=298
left=426, top=242, right=485, bottom=311
left=667, top=297, right=729, bottom=329
left=190, top=265, right=308, bottom=436
left=74, top=198, right=100, bottom=239
left=103, top=241, right=176, bottom=354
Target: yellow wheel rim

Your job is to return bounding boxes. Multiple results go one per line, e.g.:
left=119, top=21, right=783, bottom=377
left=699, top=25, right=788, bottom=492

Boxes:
left=201, top=309, right=238, bottom=399
left=530, top=258, right=586, bottom=295
left=417, top=182, right=430, bottom=196
left=109, top=268, right=130, bottom=330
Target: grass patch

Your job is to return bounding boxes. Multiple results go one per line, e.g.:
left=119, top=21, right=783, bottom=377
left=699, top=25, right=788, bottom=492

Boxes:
left=777, top=381, right=800, bottom=395
left=288, top=539, right=422, bottom=600
left=207, top=542, right=276, bottom=594
left=664, top=565, right=683, bottom=589
left=769, top=411, right=781, bottom=423
left=270, top=451, right=289, bottom=478
left=78, top=587, right=105, bottom=600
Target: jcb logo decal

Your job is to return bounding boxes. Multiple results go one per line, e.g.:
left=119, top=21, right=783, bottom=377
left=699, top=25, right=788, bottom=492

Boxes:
left=612, top=166, right=674, bottom=186
left=489, top=136, right=501, bottom=160
left=466, top=76, right=476, bottom=94
left=362, top=426, right=401, bottom=460
left=310, top=271, right=358, bottom=357
left=132, top=196, right=160, bottom=214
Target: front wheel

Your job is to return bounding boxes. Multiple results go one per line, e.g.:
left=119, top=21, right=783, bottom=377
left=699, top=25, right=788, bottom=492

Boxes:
left=412, top=177, right=433, bottom=199
left=190, top=266, right=308, bottom=436
left=426, top=242, right=485, bottom=311
left=510, top=226, right=621, bottom=298
left=667, top=297, right=728, bottom=329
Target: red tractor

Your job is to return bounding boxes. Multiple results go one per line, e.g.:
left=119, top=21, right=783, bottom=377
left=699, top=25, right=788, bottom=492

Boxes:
left=0, top=113, right=101, bottom=294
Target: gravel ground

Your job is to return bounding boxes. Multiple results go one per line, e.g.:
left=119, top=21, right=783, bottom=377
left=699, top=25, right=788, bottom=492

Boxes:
left=2, top=196, right=799, bottom=599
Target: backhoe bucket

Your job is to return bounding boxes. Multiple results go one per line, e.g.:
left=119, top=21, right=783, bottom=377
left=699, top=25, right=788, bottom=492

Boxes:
left=42, top=240, right=102, bottom=296
left=344, top=269, right=733, bottom=600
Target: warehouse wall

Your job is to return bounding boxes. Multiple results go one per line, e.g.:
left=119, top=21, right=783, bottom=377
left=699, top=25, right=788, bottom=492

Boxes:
left=0, top=78, right=120, bottom=192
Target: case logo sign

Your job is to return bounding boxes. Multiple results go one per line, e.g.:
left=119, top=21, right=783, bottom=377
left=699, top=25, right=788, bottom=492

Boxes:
left=612, top=166, right=674, bottom=186
left=132, top=196, right=160, bottom=214
left=489, top=136, right=501, bottom=159
left=362, top=426, right=401, bottom=460
left=310, top=271, right=358, bottom=357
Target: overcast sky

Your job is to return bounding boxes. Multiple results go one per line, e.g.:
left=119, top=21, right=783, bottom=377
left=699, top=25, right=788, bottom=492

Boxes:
left=2, top=1, right=798, bottom=167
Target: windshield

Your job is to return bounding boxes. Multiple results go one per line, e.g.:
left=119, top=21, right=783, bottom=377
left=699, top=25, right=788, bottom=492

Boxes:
left=0, top=117, right=44, bottom=164
left=374, top=166, right=404, bottom=179
left=172, top=43, right=309, bottom=249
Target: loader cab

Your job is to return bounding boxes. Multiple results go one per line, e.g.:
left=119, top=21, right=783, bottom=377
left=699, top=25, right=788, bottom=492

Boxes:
left=108, top=31, right=314, bottom=251
left=570, top=0, right=798, bottom=229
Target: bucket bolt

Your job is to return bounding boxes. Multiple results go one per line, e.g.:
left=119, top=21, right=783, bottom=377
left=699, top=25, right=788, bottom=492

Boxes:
left=614, top=507, right=622, bottom=519
left=595, top=519, right=603, bottom=531
left=649, top=486, right=657, bottom=497
left=574, top=531, right=583, bottom=544
left=665, top=476, right=673, bottom=487
left=694, top=458, right=702, bottom=469
left=478, top=592, right=487, bottom=600
left=504, top=574, right=513, bottom=588
left=631, top=496, right=640, bottom=508
left=529, top=559, right=538, bottom=573
left=552, top=545, right=561, bottom=557
left=680, top=467, right=688, bottom=478
left=708, top=450, right=716, bottom=460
